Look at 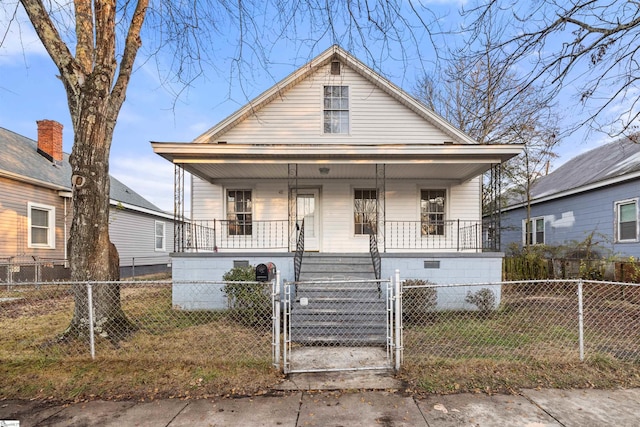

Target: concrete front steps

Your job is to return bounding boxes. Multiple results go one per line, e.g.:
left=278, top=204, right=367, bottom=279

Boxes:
left=291, top=254, right=386, bottom=345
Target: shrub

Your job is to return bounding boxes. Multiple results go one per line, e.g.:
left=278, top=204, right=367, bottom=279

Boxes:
left=465, top=288, right=496, bottom=316
left=222, top=265, right=271, bottom=327
left=403, top=279, right=437, bottom=325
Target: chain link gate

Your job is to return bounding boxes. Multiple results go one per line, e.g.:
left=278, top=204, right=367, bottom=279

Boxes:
left=277, top=272, right=402, bottom=374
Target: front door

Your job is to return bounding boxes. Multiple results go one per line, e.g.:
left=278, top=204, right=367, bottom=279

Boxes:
left=297, top=189, right=320, bottom=251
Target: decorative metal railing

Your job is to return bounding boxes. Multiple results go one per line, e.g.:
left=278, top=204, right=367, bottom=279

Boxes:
left=177, top=219, right=496, bottom=253
left=182, top=220, right=289, bottom=251
left=385, top=220, right=492, bottom=252
left=294, top=220, right=305, bottom=281
left=369, top=233, right=382, bottom=280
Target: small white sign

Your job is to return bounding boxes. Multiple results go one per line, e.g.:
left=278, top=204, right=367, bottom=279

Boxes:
left=299, top=297, right=308, bottom=306
left=0, top=421, right=20, bottom=427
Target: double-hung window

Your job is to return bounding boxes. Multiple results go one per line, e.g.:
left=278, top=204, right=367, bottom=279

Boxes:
left=28, top=202, right=55, bottom=249
left=155, top=221, right=166, bottom=251
left=354, top=189, right=377, bottom=235
left=616, top=199, right=638, bottom=242
left=524, top=217, right=545, bottom=245
left=227, top=190, right=252, bottom=236
left=323, top=86, right=349, bottom=134
left=421, top=190, right=446, bottom=236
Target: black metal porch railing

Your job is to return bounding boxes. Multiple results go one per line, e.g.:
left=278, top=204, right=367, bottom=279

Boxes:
left=384, top=220, right=492, bottom=251
left=183, top=220, right=289, bottom=251
left=177, top=219, right=495, bottom=252
left=369, top=233, right=381, bottom=280
left=294, top=220, right=305, bottom=281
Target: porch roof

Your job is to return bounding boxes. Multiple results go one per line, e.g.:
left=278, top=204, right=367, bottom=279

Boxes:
left=151, top=142, right=522, bottom=183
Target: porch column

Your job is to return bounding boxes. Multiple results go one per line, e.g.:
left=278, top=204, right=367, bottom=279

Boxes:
left=484, top=163, right=502, bottom=251
left=173, top=163, right=185, bottom=252
left=376, top=164, right=386, bottom=252
left=288, top=164, right=298, bottom=251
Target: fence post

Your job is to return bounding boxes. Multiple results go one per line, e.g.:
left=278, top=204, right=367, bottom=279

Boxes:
left=87, top=282, right=96, bottom=360
left=578, top=280, right=584, bottom=362
left=394, top=269, right=402, bottom=371
left=272, top=271, right=281, bottom=370
left=132, top=257, right=136, bottom=279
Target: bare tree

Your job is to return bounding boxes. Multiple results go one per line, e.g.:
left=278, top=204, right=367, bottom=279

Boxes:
left=415, top=23, right=560, bottom=224
left=462, top=0, right=640, bottom=138
left=4, top=0, right=441, bottom=340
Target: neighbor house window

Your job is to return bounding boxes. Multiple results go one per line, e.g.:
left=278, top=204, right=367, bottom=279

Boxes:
left=421, top=190, right=446, bottom=236
left=616, top=199, right=638, bottom=242
left=155, top=221, right=166, bottom=251
left=524, top=217, right=545, bottom=245
left=227, top=190, right=252, bottom=235
left=28, top=202, right=55, bottom=249
left=354, top=189, right=377, bottom=235
left=323, top=86, right=349, bottom=133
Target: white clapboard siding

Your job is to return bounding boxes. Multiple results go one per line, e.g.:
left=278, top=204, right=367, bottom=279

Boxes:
left=191, top=176, right=223, bottom=220
left=449, top=177, right=482, bottom=221
left=204, top=64, right=454, bottom=145
left=191, top=178, right=480, bottom=253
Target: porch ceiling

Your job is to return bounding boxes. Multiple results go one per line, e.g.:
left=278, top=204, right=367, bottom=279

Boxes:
left=151, top=142, right=523, bottom=183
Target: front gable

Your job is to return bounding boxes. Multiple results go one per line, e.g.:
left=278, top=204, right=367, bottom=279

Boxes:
left=194, top=45, right=473, bottom=146
left=203, top=61, right=455, bottom=146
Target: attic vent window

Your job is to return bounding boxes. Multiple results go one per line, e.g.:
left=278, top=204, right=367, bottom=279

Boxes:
left=331, top=61, right=341, bottom=75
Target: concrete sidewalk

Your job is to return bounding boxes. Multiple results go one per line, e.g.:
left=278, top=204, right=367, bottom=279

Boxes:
left=2, top=387, right=640, bottom=426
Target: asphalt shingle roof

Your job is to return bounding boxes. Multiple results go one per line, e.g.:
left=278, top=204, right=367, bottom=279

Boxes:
left=530, top=136, right=640, bottom=200
left=0, top=126, right=163, bottom=213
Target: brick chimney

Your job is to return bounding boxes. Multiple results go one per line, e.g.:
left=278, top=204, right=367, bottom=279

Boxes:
left=36, top=120, right=63, bottom=162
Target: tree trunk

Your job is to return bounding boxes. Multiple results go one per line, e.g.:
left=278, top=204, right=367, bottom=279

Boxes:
left=63, top=85, right=135, bottom=342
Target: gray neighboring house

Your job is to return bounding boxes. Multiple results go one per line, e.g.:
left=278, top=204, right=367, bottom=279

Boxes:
left=501, top=136, right=640, bottom=258
left=0, top=120, right=174, bottom=279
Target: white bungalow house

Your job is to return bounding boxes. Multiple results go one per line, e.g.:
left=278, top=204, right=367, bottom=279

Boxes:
left=152, top=46, right=522, bottom=311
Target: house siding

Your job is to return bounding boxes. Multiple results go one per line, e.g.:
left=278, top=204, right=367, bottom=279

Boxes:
left=501, top=179, right=640, bottom=258
left=0, top=176, right=68, bottom=260
left=204, top=64, right=455, bottom=145
left=191, top=176, right=482, bottom=253
left=109, top=208, right=174, bottom=267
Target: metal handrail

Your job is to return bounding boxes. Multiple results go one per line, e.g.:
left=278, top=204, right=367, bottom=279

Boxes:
left=294, top=219, right=305, bottom=282
left=370, top=232, right=381, bottom=280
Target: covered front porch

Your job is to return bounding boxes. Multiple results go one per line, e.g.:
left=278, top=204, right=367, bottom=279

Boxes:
left=153, top=142, right=519, bottom=258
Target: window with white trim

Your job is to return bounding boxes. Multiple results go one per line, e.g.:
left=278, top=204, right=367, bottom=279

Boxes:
left=354, top=189, right=377, bottom=235
left=28, top=202, right=55, bottom=249
left=155, top=221, right=166, bottom=251
left=616, top=199, right=638, bottom=242
left=421, top=189, right=446, bottom=236
left=323, top=86, right=349, bottom=134
left=523, top=217, right=545, bottom=245
left=227, top=189, right=252, bottom=235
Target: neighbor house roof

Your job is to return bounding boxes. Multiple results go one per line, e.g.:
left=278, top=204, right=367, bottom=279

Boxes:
left=504, top=135, right=640, bottom=210
left=0, top=126, right=168, bottom=216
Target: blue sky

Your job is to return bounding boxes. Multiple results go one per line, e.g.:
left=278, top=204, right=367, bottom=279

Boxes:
left=0, top=1, right=615, bottom=213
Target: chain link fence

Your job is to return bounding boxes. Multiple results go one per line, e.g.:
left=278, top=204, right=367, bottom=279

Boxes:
left=0, top=258, right=69, bottom=284
left=402, top=279, right=640, bottom=364
left=0, top=280, right=274, bottom=366
left=3, top=278, right=639, bottom=373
